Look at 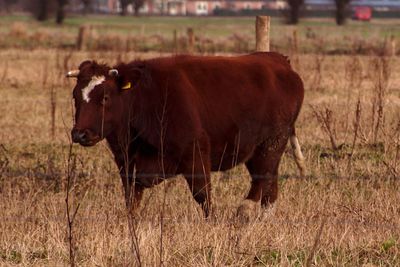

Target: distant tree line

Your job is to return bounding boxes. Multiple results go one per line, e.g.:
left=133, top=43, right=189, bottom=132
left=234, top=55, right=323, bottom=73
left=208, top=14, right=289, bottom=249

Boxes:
left=0, top=0, right=352, bottom=26
left=0, top=0, right=18, bottom=13
left=334, top=0, right=351, bottom=25
left=27, top=0, right=69, bottom=23
left=120, top=0, right=146, bottom=16
left=286, top=0, right=351, bottom=25
left=0, top=0, right=71, bottom=23
left=0, top=0, right=147, bottom=23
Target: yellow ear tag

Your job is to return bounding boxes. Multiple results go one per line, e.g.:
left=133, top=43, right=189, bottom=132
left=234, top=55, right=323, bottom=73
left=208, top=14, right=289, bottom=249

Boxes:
left=122, top=82, right=132, bottom=90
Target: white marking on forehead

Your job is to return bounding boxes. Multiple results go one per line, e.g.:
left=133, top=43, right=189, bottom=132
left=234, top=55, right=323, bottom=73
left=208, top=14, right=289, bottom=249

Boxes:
left=82, top=75, right=105, bottom=103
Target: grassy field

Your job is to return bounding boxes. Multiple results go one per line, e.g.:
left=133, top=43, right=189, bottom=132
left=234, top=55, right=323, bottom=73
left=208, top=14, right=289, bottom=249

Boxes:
left=1, top=14, right=399, bottom=36
left=0, top=16, right=399, bottom=266
left=1, top=14, right=399, bottom=54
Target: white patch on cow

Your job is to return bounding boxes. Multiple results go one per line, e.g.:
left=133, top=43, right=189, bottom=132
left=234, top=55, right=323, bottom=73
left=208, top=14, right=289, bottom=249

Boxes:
left=82, top=76, right=105, bottom=103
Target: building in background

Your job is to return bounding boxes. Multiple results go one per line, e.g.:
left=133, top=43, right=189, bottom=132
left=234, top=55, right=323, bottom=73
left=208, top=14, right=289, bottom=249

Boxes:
left=65, top=0, right=400, bottom=15
left=84, top=0, right=275, bottom=15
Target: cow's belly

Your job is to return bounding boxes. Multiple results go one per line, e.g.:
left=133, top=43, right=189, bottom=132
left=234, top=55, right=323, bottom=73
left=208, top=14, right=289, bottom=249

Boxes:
left=210, top=143, right=255, bottom=171
left=202, top=109, right=275, bottom=171
left=206, top=122, right=271, bottom=171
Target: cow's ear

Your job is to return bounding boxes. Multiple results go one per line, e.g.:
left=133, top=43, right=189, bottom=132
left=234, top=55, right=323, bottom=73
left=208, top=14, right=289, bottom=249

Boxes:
left=110, top=64, right=145, bottom=92
left=79, top=60, right=93, bottom=70
left=108, top=68, right=133, bottom=91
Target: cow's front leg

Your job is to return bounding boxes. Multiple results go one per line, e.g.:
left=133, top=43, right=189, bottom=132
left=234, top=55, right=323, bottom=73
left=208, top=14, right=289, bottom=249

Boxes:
left=112, top=147, right=139, bottom=212
left=120, top=167, right=149, bottom=215
left=182, top=138, right=212, bottom=218
left=107, top=130, right=144, bottom=213
left=184, top=170, right=212, bottom=217
left=119, top=161, right=134, bottom=209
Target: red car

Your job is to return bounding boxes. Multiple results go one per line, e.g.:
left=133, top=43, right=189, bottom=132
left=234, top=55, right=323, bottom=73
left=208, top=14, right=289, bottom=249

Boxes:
left=353, top=6, right=372, bottom=21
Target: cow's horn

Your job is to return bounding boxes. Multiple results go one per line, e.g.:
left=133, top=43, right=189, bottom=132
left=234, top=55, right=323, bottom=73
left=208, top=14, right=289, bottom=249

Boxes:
left=66, top=70, right=80, bottom=78
left=109, top=69, right=119, bottom=77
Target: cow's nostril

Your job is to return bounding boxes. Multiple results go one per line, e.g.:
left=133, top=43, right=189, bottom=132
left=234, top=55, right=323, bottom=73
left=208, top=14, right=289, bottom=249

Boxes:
left=72, top=129, right=87, bottom=143
left=78, top=131, right=87, bottom=142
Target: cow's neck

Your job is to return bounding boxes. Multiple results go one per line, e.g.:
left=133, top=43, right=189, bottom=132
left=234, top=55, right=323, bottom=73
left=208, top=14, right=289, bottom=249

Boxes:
left=106, top=123, right=137, bottom=150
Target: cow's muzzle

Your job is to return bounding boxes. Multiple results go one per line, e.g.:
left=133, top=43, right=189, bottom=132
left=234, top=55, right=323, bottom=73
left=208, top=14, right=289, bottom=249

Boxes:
left=71, top=128, right=100, bottom=147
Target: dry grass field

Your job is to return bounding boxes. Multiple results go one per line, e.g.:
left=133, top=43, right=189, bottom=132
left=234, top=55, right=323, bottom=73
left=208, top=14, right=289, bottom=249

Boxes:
left=0, top=33, right=399, bottom=265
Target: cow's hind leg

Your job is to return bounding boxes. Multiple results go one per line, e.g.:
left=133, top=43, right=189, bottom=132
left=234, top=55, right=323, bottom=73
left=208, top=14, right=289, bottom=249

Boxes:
left=245, top=140, right=287, bottom=207
left=182, top=138, right=212, bottom=217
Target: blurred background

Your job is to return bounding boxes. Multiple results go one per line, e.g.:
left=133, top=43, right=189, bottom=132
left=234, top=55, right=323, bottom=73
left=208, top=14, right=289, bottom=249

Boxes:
left=0, top=0, right=398, bottom=54
left=0, top=1, right=400, bottom=266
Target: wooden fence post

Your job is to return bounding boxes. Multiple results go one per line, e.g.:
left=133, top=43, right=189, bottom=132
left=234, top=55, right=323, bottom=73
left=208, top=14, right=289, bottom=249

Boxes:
left=255, top=16, right=270, bottom=52
left=187, top=27, right=194, bottom=54
left=292, top=29, right=298, bottom=54
left=390, top=35, right=396, bottom=56
left=77, top=25, right=91, bottom=51
left=291, top=28, right=300, bottom=70
left=173, top=29, right=178, bottom=54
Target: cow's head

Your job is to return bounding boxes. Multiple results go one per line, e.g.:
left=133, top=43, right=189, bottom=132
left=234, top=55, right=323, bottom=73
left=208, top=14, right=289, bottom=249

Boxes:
left=67, top=60, right=141, bottom=146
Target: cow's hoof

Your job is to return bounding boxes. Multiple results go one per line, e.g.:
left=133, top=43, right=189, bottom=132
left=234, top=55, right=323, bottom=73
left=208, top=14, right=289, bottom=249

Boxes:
left=261, top=202, right=276, bottom=219
left=236, top=200, right=261, bottom=224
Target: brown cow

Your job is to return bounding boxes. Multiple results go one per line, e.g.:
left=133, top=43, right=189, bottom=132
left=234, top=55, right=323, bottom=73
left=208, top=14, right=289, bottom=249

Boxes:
left=67, top=52, right=306, bottom=217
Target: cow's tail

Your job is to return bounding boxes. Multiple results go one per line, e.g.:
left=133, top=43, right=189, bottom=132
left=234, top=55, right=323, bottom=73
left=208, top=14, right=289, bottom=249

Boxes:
left=290, top=129, right=306, bottom=177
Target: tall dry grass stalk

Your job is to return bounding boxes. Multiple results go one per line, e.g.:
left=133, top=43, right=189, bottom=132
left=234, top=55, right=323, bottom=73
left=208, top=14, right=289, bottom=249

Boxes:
left=343, top=55, right=363, bottom=142
left=369, top=56, right=391, bottom=145
left=1, top=60, right=8, bottom=85
left=311, top=106, right=338, bottom=151
left=290, top=29, right=300, bottom=72
left=65, top=143, right=79, bottom=267
left=347, top=99, right=362, bottom=170
left=50, top=85, right=57, bottom=140
left=0, top=145, right=9, bottom=178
